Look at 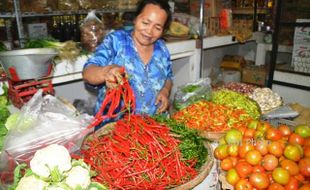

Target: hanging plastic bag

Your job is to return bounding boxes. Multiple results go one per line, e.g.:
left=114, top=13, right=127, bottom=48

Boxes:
left=80, top=10, right=105, bottom=52
left=173, top=78, right=212, bottom=111
left=0, top=90, right=93, bottom=184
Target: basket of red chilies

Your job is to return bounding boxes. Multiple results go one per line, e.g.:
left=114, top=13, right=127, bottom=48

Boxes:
left=79, top=67, right=214, bottom=189
left=81, top=115, right=214, bottom=190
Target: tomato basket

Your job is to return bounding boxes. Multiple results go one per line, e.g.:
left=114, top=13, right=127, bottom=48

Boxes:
left=82, top=122, right=215, bottom=190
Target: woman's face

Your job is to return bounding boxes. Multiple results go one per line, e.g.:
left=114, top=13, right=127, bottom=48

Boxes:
left=133, top=4, right=168, bottom=46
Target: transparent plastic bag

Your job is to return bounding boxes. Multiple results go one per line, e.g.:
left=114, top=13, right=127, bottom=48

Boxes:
left=173, top=78, right=212, bottom=111
left=80, top=10, right=105, bottom=52
left=0, top=90, right=93, bottom=184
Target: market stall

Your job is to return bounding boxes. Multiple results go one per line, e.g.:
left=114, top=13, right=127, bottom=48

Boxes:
left=0, top=0, right=309, bottom=189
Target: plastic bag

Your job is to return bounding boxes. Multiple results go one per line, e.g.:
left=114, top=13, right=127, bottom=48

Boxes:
left=0, top=90, right=93, bottom=184
left=80, top=10, right=105, bottom=52
left=173, top=78, right=212, bottom=111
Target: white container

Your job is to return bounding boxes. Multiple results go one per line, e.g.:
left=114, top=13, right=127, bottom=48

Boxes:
left=0, top=48, right=58, bottom=80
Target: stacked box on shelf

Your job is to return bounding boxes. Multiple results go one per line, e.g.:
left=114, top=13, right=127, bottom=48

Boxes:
left=291, top=19, right=310, bottom=73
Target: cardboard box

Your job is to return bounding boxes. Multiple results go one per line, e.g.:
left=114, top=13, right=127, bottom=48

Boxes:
left=242, top=65, right=267, bottom=86
left=220, top=55, right=245, bottom=70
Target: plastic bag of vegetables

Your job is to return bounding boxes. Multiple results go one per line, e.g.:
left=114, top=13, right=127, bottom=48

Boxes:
left=0, top=90, right=93, bottom=184
left=173, top=78, right=212, bottom=111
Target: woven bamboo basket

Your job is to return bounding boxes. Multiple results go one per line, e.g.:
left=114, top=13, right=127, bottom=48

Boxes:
left=82, top=122, right=215, bottom=190
left=199, top=130, right=226, bottom=141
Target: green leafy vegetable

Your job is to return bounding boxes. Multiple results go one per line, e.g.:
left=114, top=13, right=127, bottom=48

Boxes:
left=24, top=38, right=81, bottom=63
left=7, top=163, right=28, bottom=190
left=153, top=114, right=208, bottom=169
left=181, top=84, right=200, bottom=93
left=0, top=41, right=7, bottom=52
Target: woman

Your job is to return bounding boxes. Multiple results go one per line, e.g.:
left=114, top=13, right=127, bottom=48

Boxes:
left=83, top=0, right=173, bottom=121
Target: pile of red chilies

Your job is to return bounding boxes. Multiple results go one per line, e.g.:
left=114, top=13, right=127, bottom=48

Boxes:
left=87, top=67, right=136, bottom=129
left=82, top=115, right=198, bottom=189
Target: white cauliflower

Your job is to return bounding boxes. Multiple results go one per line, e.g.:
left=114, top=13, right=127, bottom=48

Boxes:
left=65, top=166, right=91, bottom=189
left=30, top=144, right=72, bottom=178
left=15, top=175, right=48, bottom=190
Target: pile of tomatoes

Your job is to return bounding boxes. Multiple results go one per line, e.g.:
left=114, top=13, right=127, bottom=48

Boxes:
left=214, top=120, right=310, bottom=190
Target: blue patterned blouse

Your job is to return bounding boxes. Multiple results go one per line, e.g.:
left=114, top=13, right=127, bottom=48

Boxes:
left=84, top=29, right=173, bottom=117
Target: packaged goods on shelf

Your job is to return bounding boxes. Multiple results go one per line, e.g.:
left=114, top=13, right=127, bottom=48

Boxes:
left=291, top=19, right=310, bottom=73
left=77, top=0, right=93, bottom=9
left=58, top=0, right=79, bottom=11
left=0, top=0, right=13, bottom=12
left=20, top=0, right=52, bottom=13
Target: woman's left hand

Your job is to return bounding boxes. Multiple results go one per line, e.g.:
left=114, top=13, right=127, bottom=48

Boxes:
left=155, top=88, right=170, bottom=113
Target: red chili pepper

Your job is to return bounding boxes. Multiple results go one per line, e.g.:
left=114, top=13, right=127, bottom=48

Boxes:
left=81, top=115, right=198, bottom=189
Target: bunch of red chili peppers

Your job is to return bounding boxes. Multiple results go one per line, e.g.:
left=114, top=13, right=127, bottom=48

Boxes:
left=87, top=67, right=136, bottom=129
left=82, top=115, right=198, bottom=189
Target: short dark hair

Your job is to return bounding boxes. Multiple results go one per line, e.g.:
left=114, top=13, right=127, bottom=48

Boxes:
left=135, top=0, right=172, bottom=31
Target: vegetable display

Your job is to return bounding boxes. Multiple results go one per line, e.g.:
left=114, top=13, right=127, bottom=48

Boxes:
left=216, top=120, right=310, bottom=189
left=172, top=100, right=252, bottom=132
left=249, top=87, right=282, bottom=113
left=7, top=144, right=108, bottom=190
left=82, top=115, right=201, bottom=189
left=212, top=89, right=261, bottom=120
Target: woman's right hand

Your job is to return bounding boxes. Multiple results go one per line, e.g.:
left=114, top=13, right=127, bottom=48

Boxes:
left=104, top=65, right=125, bottom=89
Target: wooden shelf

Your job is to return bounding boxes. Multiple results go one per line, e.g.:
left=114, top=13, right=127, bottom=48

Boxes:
left=232, top=8, right=268, bottom=15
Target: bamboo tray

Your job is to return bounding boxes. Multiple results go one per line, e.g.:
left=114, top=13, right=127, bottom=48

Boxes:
left=82, top=122, right=215, bottom=190
left=199, top=130, right=226, bottom=141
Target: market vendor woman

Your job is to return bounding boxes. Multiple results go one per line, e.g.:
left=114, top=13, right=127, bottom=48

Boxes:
left=82, top=0, right=173, bottom=125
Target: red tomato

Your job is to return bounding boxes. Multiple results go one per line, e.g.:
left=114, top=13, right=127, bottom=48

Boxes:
left=284, top=177, right=299, bottom=190
left=278, top=125, right=291, bottom=137
left=293, top=173, right=305, bottom=183
left=254, top=130, right=265, bottom=139
left=257, top=122, right=271, bottom=132
left=255, top=140, right=269, bottom=155
left=262, top=154, right=279, bottom=171
left=247, top=120, right=260, bottom=129
left=272, top=167, right=290, bottom=185
left=245, top=150, right=263, bottom=166
left=299, top=184, right=310, bottom=190
left=304, top=137, right=310, bottom=146
left=266, top=128, right=282, bottom=141
left=235, top=161, right=254, bottom=178
left=226, top=168, right=240, bottom=186
left=299, top=157, right=310, bottom=177
left=303, top=146, right=310, bottom=158
left=249, top=172, right=270, bottom=189
left=228, top=144, right=239, bottom=157
left=268, top=183, right=285, bottom=190
left=229, top=156, right=239, bottom=167
left=280, top=159, right=299, bottom=176
left=284, top=144, right=302, bottom=162
left=268, top=141, right=284, bottom=157
left=244, top=128, right=256, bottom=138
left=214, top=144, right=229, bottom=160
left=221, top=157, right=234, bottom=171
left=289, top=133, right=305, bottom=146
left=235, top=178, right=253, bottom=190
left=252, top=165, right=266, bottom=173
left=239, top=143, right=255, bottom=158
